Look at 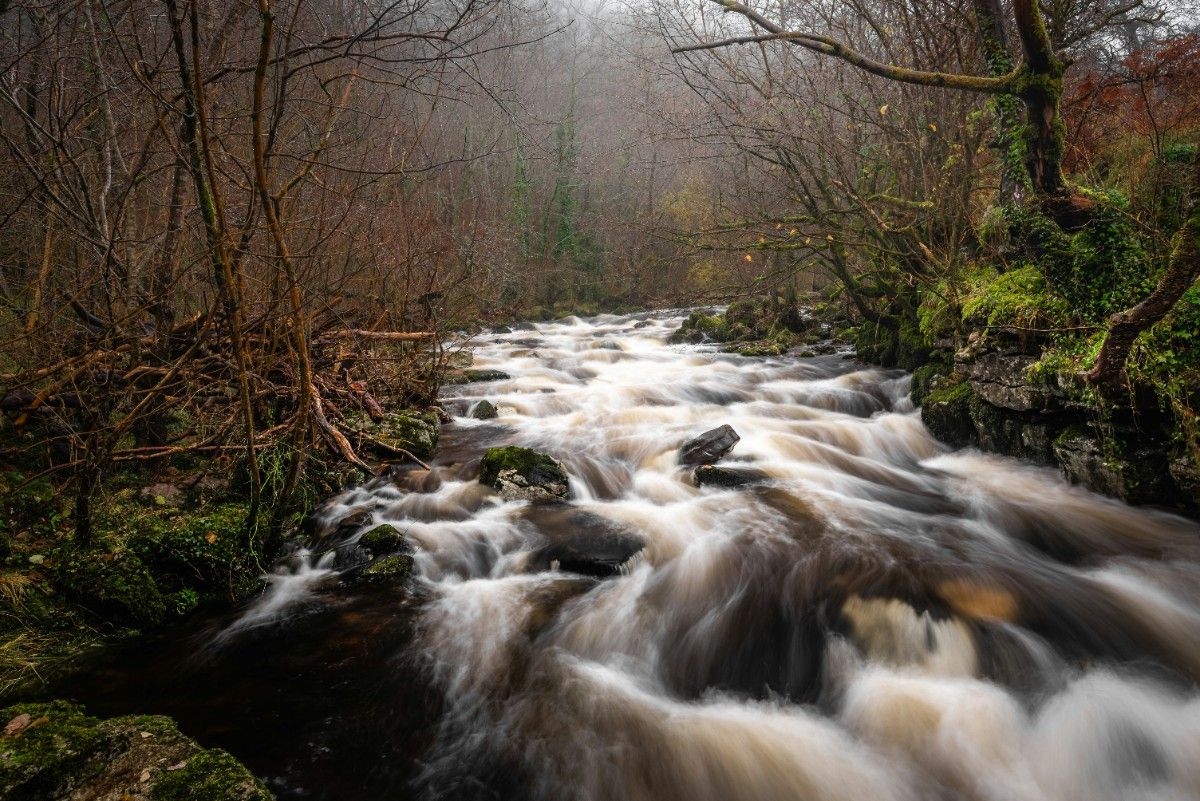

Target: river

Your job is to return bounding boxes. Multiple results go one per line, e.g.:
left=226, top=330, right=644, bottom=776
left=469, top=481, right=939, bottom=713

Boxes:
left=64, top=311, right=1200, bottom=801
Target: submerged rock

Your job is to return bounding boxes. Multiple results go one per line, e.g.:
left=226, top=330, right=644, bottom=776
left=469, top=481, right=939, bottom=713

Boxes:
left=479, top=446, right=570, bottom=503
left=522, top=508, right=645, bottom=578
left=0, top=700, right=272, bottom=801
left=469, top=400, right=498, bottom=420
left=678, top=425, right=740, bottom=465
left=693, top=464, right=768, bottom=488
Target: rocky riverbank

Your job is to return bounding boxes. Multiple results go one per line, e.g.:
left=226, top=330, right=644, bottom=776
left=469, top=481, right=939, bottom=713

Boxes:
left=676, top=297, right=1199, bottom=514
left=917, top=340, right=1199, bottom=512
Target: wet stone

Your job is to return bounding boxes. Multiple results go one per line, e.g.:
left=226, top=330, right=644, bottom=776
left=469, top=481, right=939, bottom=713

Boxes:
left=522, top=508, right=645, bottom=578
left=693, top=464, right=768, bottom=488
left=479, top=446, right=570, bottom=503
left=678, top=424, right=740, bottom=465
left=470, top=400, right=499, bottom=420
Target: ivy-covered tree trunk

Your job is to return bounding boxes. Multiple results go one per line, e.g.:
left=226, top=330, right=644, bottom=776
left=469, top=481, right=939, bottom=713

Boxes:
left=1085, top=157, right=1200, bottom=390
left=1011, top=0, right=1066, bottom=200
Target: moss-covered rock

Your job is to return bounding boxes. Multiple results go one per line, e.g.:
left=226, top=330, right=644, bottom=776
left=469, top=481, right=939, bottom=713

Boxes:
left=920, top=381, right=976, bottom=448
left=442, top=369, right=511, bottom=385
left=0, top=700, right=272, bottom=801
left=51, top=551, right=168, bottom=628
left=358, top=524, right=405, bottom=555
left=469, top=400, right=499, bottom=420
left=341, top=408, right=441, bottom=462
left=910, top=360, right=951, bottom=406
left=365, top=410, right=441, bottom=461
left=123, top=502, right=260, bottom=608
left=361, top=553, right=414, bottom=581
left=478, top=447, right=570, bottom=503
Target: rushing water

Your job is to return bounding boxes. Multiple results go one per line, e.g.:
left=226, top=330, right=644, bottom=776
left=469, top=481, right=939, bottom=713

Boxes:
left=64, top=312, right=1200, bottom=801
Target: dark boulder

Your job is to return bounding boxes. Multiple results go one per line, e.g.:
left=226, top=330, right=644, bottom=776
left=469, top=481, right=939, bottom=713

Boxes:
left=470, top=400, right=499, bottom=420
left=678, top=424, right=740, bottom=465
left=522, top=508, right=645, bottom=578
left=694, top=464, right=768, bottom=488
left=444, top=369, right=511, bottom=385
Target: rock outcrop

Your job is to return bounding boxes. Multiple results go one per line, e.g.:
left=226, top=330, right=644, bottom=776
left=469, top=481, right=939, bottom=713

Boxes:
left=919, top=346, right=1194, bottom=509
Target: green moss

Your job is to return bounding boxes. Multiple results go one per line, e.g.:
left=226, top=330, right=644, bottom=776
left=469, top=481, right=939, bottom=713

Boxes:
left=0, top=700, right=109, bottom=798
left=368, top=410, right=440, bottom=460
left=920, top=380, right=976, bottom=447
left=51, top=551, right=167, bottom=628
left=478, top=447, right=565, bottom=489
left=149, top=747, right=273, bottom=801
left=0, top=701, right=272, bottom=801
left=1003, top=195, right=1155, bottom=323
left=1128, top=283, right=1200, bottom=455
left=960, top=264, right=1070, bottom=330
left=361, top=553, right=414, bottom=580
left=729, top=341, right=786, bottom=357
left=443, top=369, right=511, bottom=385
left=358, top=524, right=405, bottom=555
left=910, top=360, right=951, bottom=406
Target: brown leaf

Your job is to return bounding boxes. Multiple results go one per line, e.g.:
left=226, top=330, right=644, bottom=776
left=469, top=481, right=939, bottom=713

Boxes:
left=205, top=532, right=217, bottom=544
left=139, top=769, right=151, bottom=782
left=3, top=714, right=31, bottom=737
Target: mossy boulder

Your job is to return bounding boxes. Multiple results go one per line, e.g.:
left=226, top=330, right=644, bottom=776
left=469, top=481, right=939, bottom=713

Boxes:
left=469, top=400, right=499, bottom=420
left=358, top=524, right=405, bottom=555
left=348, top=409, right=440, bottom=461
left=361, top=553, right=415, bottom=581
left=0, top=700, right=272, bottom=801
left=123, top=502, right=260, bottom=607
left=920, top=381, right=976, bottom=448
left=478, top=447, right=570, bottom=503
left=443, top=369, right=511, bottom=385
left=693, top=465, right=768, bottom=488
left=52, top=551, right=167, bottom=628
left=910, top=360, right=951, bottom=406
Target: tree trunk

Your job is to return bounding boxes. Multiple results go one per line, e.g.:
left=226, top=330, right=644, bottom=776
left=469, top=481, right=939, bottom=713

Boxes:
left=1085, top=159, right=1200, bottom=390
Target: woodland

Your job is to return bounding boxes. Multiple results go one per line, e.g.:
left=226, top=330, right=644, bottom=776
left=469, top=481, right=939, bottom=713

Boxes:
left=0, top=0, right=1197, bottom=797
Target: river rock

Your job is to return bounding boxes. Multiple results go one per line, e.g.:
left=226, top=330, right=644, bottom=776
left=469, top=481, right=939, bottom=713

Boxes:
left=522, top=508, right=645, bottom=578
left=358, top=523, right=405, bottom=555
left=470, top=400, right=499, bottom=420
left=0, top=700, right=271, bottom=801
left=479, top=446, right=570, bottom=503
left=693, top=464, right=768, bottom=488
left=444, top=369, right=511, bottom=385
left=678, top=424, right=740, bottom=465
left=359, top=553, right=415, bottom=581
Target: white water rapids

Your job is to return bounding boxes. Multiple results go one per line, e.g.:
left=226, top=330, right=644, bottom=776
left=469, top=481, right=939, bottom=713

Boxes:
left=228, top=311, right=1200, bottom=801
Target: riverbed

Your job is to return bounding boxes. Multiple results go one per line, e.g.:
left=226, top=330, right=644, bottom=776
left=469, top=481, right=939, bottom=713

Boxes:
left=63, top=311, right=1200, bottom=801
